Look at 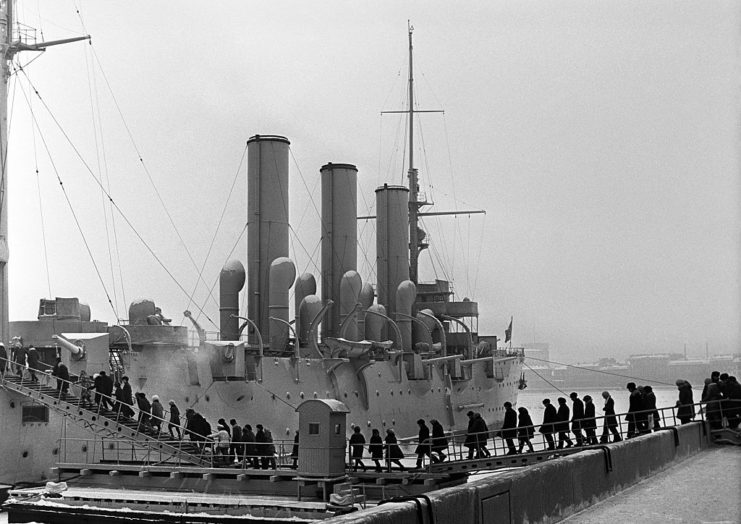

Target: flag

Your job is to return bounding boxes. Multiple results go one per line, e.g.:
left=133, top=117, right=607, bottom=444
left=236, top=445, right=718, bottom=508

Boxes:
left=504, top=316, right=513, bottom=343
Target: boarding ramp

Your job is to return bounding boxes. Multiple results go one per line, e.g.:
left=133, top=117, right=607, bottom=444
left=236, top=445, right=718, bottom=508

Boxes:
left=0, top=368, right=211, bottom=467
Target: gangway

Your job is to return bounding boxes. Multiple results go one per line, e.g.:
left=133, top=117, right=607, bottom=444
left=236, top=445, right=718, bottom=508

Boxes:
left=0, top=372, right=210, bottom=467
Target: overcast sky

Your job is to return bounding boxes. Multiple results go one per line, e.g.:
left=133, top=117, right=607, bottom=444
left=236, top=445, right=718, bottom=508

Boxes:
left=6, top=1, right=739, bottom=362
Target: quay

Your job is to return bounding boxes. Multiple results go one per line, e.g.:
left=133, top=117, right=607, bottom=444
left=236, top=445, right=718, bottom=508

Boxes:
left=560, top=446, right=740, bottom=523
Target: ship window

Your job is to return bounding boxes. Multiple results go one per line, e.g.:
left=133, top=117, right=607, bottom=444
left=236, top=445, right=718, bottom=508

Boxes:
left=335, top=424, right=341, bottom=435
left=309, top=423, right=320, bottom=435
left=22, top=405, right=49, bottom=424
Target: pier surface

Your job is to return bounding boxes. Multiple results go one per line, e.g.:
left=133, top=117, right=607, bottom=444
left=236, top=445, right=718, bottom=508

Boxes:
left=561, top=446, right=740, bottom=523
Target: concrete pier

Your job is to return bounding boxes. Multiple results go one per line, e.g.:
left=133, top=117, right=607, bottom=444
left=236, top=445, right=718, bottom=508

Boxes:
left=560, top=446, right=740, bottom=523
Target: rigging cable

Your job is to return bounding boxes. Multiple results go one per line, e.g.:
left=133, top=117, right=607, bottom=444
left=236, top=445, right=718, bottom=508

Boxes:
left=14, top=71, right=118, bottom=318
left=82, top=44, right=219, bottom=327
left=523, top=362, right=569, bottom=396
left=182, top=143, right=249, bottom=326
left=15, top=66, right=217, bottom=327
left=82, top=30, right=121, bottom=319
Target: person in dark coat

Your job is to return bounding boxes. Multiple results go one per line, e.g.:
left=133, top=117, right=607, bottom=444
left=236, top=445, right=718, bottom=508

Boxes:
left=517, top=407, right=535, bottom=453
left=570, top=392, right=585, bottom=446
left=540, top=398, right=558, bottom=450
left=121, top=376, right=134, bottom=414
left=643, top=385, right=661, bottom=430
left=703, top=381, right=723, bottom=430
left=414, top=419, right=433, bottom=468
left=474, top=413, right=491, bottom=457
left=430, top=419, right=448, bottom=463
left=168, top=401, right=182, bottom=439
left=13, top=344, right=26, bottom=377
left=135, top=392, right=153, bottom=433
left=99, top=371, right=114, bottom=409
left=255, top=424, right=276, bottom=469
left=675, top=379, right=695, bottom=425
left=464, top=411, right=479, bottom=459
left=349, top=426, right=367, bottom=472
left=218, top=418, right=231, bottom=438
left=369, top=428, right=384, bottom=472
left=384, top=429, right=405, bottom=471
left=626, top=382, right=644, bottom=438
left=0, top=343, right=8, bottom=377
left=497, top=402, right=518, bottom=455
left=600, top=391, right=621, bottom=443
left=0, top=342, right=7, bottom=377
left=582, top=395, right=598, bottom=444
left=26, top=347, right=39, bottom=382
left=290, top=430, right=299, bottom=469
left=723, top=376, right=741, bottom=429
left=52, top=359, right=70, bottom=399
left=556, top=397, right=573, bottom=448
left=242, top=424, right=258, bottom=468
left=230, top=419, right=242, bottom=461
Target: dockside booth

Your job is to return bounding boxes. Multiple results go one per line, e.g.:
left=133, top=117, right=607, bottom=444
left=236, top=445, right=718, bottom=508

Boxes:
left=295, top=399, right=350, bottom=477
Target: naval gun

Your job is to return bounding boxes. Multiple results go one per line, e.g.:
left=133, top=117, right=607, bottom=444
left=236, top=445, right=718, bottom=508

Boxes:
left=52, top=334, right=86, bottom=361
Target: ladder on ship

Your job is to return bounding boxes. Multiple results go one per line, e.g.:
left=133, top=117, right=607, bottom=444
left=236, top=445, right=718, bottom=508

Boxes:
left=0, top=372, right=211, bottom=467
left=109, top=348, right=126, bottom=383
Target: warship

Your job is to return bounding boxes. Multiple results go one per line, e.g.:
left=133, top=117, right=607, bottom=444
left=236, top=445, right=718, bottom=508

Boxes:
left=0, top=7, right=523, bottom=488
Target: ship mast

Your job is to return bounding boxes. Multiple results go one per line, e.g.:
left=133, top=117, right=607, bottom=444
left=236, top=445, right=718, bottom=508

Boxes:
left=0, top=1, right=89, bottom=343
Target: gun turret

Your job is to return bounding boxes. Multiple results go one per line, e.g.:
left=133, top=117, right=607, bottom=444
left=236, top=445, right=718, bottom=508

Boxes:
left=52, top=334, right=86, bottom=360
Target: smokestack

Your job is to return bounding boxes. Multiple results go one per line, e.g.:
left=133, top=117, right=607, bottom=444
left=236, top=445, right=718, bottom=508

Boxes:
left=247, top=135, right=290, bottom=344
left=321, top=163, right=358, bottom=338
left=375, top=184, right=409, bottom=323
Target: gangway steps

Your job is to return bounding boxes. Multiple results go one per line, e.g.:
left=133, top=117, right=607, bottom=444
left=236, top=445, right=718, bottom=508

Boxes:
left=0, top=375, right=209, bottom=466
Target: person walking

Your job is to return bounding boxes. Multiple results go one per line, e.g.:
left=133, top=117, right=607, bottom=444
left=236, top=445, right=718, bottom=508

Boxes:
left=369, top=428, right=384, bottom=472
left=517, top=407, right=535, bottom=453
left=599, top=391, right=622, bottom=443
left=26, top=347, right=39, bottom=382
left=209, top=423, right=231, bottom=464
left=582, top=395, right=598, bottom=445
left=430, top=419, right=448, bottom=463
left=464, top=411, right=478, bottom=459
left=570, top=392, right=585, bottom=446
left=150, top=395, right=164, bottom=435
left=414, top=419, right=433, bottom=468
left=497, top=402, right=518, bottom=455
left=556, top=397, right=573, bottom=448
left=99, top=371, right=114, bottom=410
left=290, top=430, right=299, bottom=469
left=675, top=379, right=696, bottom=425
left=230, top=419, right=243, bottom=462
left=135, top=392, right=153, bottom=433
left=168, top=400, right=182, bottom=439
left=242, top=424, right=258, bottom=468
left=120, top=376, right=134, bottom=417
left=349, top=426, right=367, bottom=472
left=53, top=359, right=70, bottom=399
left=643, top=385, right=661, bottom=430
left=384, top=429, right=405, bottom=472
left=474, top=413, right=491, bottom=457
left=0, top=342, right=7, bottom=378
left=626, top=382, right=643, bottom=438
left=540, top=399, right=558, bottom=450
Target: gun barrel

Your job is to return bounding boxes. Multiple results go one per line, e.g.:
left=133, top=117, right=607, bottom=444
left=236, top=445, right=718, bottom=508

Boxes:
left=52, top=335, right=83, bottom=356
